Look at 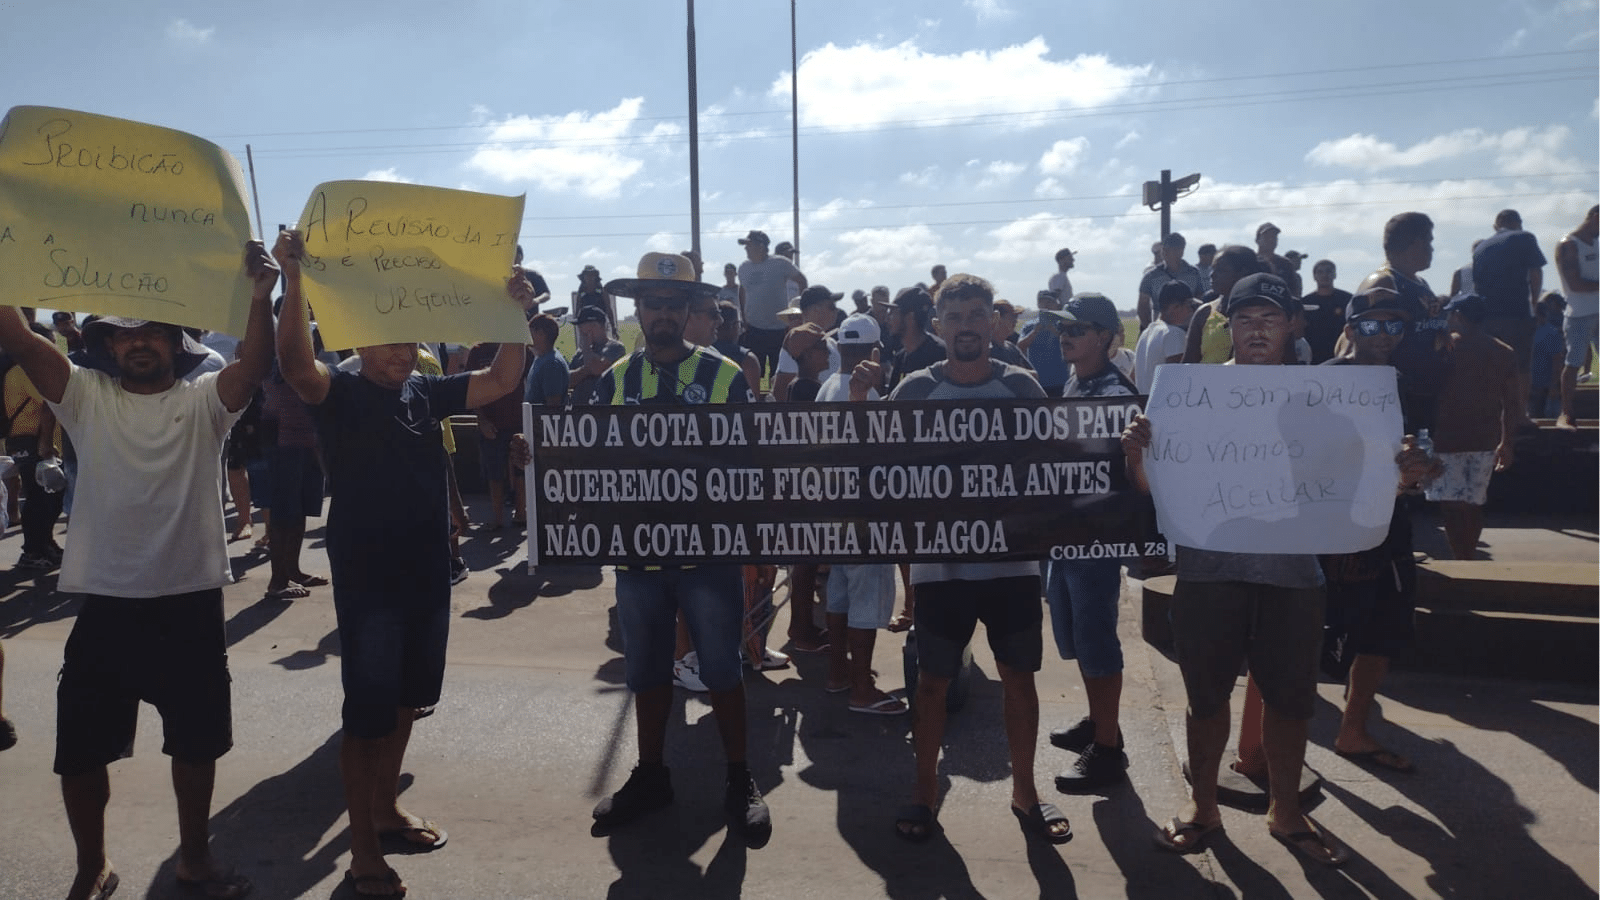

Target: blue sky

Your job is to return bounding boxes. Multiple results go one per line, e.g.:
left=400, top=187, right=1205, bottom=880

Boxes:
left=4, top=0, right=1596, bottom=322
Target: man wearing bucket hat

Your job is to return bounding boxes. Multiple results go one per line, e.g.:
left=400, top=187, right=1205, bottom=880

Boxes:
left=0, top=241, right=280, bottom=900
left=585, top=252, right=773, bottom=848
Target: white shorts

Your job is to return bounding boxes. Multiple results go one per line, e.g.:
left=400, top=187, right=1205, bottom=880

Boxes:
left=1424, top=451, right=1495, bottom=505
left=825, top=564, right=897, bottom=630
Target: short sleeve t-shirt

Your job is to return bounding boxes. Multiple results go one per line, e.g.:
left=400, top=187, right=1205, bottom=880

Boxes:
left=1023, top=320, right=1070, bottom=390
left=889, top=333, right=947, bottom=390
left=816, top=371, right=879, bottom=402
left=1301, top=290, right=1352, bottom=364
left=891, top=361, right=1044, bottom=585
left=524, top=348, right=570, bottom=406
left=315, top=371, right=472, bottom=584
left=49, top=369, right=243, bottom=597
left=1133, top=321, right=1187, bottom=392
left=738, top=256, right=804, bottom=330
left=1472, top=230, right=1547, bottom=318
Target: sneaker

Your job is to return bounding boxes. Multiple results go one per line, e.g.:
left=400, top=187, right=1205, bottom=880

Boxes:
left=1048, top=716, right=1124, bottom=754
left=449, top=557, right=469, bottom=585
left=744, top=646, right=791, bottom=671
left=1054, top=742, right=1129, bottom=793
left=725, top=771, right=772, bottom=849
left=0, top=716, right=16, bottom=752
left=673, top=652, right=709, bottom=692
left=592, top=763, right=673, bottom=833
left=16, top=552, right=56, bottom=571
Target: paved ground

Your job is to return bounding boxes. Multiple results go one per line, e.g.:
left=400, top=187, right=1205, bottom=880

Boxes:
left=0, top=501, right=1594, bottom=899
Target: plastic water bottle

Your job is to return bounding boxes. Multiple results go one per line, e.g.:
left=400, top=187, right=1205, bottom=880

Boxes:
left=1415, top=428, right=1435, bottom=460
left=35, top=457, right=67, bottom=493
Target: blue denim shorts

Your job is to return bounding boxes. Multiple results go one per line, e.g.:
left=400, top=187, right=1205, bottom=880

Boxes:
left=615, top=566, right=744, bottom=692
left=825, top=563, right=897, bottom=629
left=334, top=588, right=450, bottom=739
left=1045, top=557, right=1124, bottom=678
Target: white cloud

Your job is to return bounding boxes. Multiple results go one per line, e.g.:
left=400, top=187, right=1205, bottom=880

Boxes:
left=900, top=166, right=940, bottom=188
left=963, top=0, right=1014, bottom=21
left=829, top=224, right=945, bottom=275
left=1114, top=131, right=1141, bottom=151
left=361, top=168, right=415, bottom=184
left=466, top=98, right=666, bottom=199
left=977, top=160, right=1025, bottom=188
left=1305, top=126, right=1580, bottom=176
left=1039, top=138, right=1090, bottom=176
left=773, top=39, right=1152, bottom=133
left=166, top=19, right=214, bottom=45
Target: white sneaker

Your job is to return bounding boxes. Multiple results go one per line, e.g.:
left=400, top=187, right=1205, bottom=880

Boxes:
left=746, top=647, right=791, bottom=671
left=673, top=652, right=709, bottom=692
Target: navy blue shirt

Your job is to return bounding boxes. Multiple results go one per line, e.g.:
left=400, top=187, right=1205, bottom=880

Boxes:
left=1472, top=229, right=1547, bottom=319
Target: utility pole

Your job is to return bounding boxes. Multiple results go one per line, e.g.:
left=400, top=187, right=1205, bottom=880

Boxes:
left=789, top=0, right=800, bottom=268
left=687, top=0, right=702, bottom=262
left=1142, top=169, right=1201, bottom=239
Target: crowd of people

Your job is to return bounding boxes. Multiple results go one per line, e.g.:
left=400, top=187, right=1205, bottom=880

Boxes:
left=0, top=202, right=1591, bottom=898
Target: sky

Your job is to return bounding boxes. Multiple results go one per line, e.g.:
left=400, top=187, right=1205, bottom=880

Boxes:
left=3, top=0, right=1596, bottom=323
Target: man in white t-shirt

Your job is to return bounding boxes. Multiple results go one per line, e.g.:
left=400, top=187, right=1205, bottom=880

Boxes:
left=1134, top=281, right=1199, bottom=391
left=1048, top=247, right=1075, bottom=299
left=0, top=243, right=279, bottom=900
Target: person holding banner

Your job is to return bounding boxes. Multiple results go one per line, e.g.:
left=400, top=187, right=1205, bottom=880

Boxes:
left=583, top=251, right=773, bottom=849
left=1040, top=293, right=1139, bottom=794
left=1123, top=273, right=1436, bottom=867
left=888, top=273, right=1072, bottom=846
left=273, top=230, right=527, bottom=897
left=0, top=241, right=279, bottom=900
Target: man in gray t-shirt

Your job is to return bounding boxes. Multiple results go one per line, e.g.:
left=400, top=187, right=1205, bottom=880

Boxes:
left=736, top=230, right=807, bottom=381
left=888, top=274, right=1072, bottom=846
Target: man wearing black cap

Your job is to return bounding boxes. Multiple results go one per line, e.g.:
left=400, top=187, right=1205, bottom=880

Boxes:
left=771, top=284, right=841, bottom=402
left=886, top=286, right=946, bottom=391
left=585, top=252, right=772, bottom=847
left=567, top=305, right=627, bottom=405
left=1125, top=273, right=1432, bottom=866
left=1137, top=232, right=1204, bottom=330
left=738, top=230, right=807, bottom=382
left=0, top=242, right=280, bottom=900
left=1195, top=243, right=1217, bottom=295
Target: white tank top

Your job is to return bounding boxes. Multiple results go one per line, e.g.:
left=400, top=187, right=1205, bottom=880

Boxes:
left=1564, top=235, right=1598, bottom=318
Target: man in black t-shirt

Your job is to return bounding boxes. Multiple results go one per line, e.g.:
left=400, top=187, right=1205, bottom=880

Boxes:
left=1302, top=259, right=1353, bottom=363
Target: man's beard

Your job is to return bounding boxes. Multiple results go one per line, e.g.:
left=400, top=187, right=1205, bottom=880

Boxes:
left=951, top=332, right=986, bottom=362
left=645, top=323, right=683, bottom=349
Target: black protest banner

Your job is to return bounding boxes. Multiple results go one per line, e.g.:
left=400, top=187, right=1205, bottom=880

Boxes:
left=529, top=398, right=1164, bottom=566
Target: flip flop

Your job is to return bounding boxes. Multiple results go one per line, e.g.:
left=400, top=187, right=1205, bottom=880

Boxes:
left=380, top=819, right=448, bottom=852
left=176, top=868, right=251, bottom=899
left=345, top=867, right=405, bottom=897
left=894, top=804, right=939, bottom=843
left=1336, top=747, right=1415, bottom=774
left=849, top=696, right=908, bottom=716
left=1154, top=817, right=1223, bottom=854
left=87, top=869, right=119, bottom=900
left=1012, top=802, right=1073, bottom=845
left=262, top=585, right=310, bottom=601
left=292, top=574, right=330, bottom=587
left=1271, top=824, right=1352, bottom=867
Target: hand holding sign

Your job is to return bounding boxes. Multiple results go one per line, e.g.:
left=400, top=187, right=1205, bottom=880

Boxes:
left=294, top=180, right=527, bottom=350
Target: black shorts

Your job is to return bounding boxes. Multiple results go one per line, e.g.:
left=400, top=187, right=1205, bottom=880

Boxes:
left=1170, top=580, right=1324, bottom=721
left=913, top=575, right=1043, bottom=678
left=267, top=445, right=325, bottom=519
left=55, top=590, right=233, bottom=776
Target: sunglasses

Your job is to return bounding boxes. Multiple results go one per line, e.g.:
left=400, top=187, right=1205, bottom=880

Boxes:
left=1060, top=322, right=1097, bottom=338
left=1355, top=319, right=1406, bottom=336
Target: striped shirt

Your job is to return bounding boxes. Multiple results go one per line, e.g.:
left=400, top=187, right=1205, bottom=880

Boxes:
left=597, top=346, right=754, bottom=406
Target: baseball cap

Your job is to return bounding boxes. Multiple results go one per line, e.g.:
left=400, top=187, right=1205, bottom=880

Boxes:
left=797, top=284, right=843, bottom=310
left=574, top=305, right=611, bottom=326
left=738, top=230, right=770, bottom=246
left=1256, top=222, right=1281, bottom=238
left=1156, top=281, right=1196, bottom=309
left=1224, top=272, right=1292, bottom=317
left=1442, top=292, right=1487, bottom=321
left=1284, top=250, right=1306, bottom=263
left=891, top=286, right=934, bottom=312
left=834, top=313, right=882, bottom=346
left=1042, top=292, right=1120, bottom=332
left=774, top=241, right=795, bottom=256
left=602, top=252, right=718, bottom=301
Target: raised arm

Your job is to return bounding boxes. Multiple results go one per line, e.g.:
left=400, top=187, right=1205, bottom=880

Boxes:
left=272, top=230, right=332, bottom=406
left=462, top=273, right=530, bottom=408
left=0, top=310, right=69, bottom=403
left=216, top=240, right=280, bottom=412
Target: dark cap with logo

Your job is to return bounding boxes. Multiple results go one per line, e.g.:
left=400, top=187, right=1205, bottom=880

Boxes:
left=1224, top=272, right=1293, bottom=317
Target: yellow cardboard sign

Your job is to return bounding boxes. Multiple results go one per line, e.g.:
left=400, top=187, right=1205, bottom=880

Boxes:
left=0, top=105, right=255, bottom=334
left=296, top=181, right=527, bottom=350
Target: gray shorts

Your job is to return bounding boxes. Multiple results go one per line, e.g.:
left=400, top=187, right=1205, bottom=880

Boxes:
left=825, top=563, right=897, bottom=629
left=1171, top=579, right=1324, bottom=720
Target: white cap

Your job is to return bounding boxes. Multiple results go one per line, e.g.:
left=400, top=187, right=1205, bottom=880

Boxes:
left=834, top=312, right=882, bottom=346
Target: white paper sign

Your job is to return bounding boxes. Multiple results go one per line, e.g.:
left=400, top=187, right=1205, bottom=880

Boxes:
left=1143, top=364, right=1403, bottom=554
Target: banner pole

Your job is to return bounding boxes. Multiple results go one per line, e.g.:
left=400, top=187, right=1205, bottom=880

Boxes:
left=245, top=144, right=266, bottom=240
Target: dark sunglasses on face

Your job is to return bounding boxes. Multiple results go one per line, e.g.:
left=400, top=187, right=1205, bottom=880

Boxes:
left=1355, top=318, right=1406, bottom=336
left=639, top=296, right=688, bottom=311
